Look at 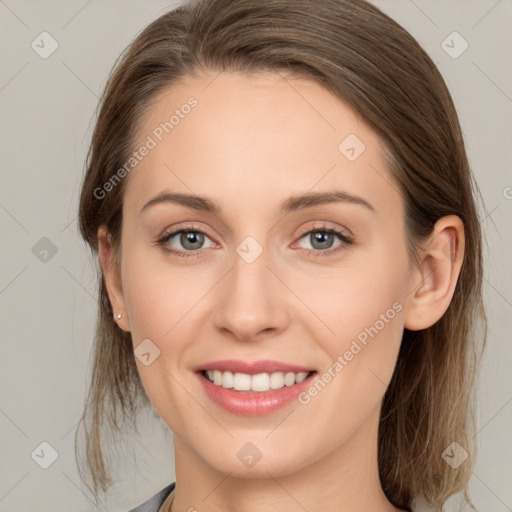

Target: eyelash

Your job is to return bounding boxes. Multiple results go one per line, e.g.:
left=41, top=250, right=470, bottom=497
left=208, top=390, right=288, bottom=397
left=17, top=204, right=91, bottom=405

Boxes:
left=155, top=223, right=354, bottom=259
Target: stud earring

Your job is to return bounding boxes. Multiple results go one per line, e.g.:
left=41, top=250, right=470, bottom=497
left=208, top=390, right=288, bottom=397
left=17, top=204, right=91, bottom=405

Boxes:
left=116, top=313, right=122, bottom=319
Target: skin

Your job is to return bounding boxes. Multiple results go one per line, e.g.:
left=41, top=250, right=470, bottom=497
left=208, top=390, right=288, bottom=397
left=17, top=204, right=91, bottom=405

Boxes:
left=98, top=70, right=465, bottom=512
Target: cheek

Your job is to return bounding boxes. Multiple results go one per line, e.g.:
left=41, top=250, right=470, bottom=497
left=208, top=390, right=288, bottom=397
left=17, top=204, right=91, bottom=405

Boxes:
left=294, top=281, right=406, bottom=444
left=120, top=247, right=212, bottom=409
left=121, top=251, right=199, bottom=425
left=121, top=241, right=198, bottom=339
left=303, top=251, right=408, bottom=388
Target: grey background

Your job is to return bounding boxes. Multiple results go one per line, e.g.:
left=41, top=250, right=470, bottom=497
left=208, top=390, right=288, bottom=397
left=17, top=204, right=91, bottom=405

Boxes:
left=0, top=0, right=510, bottom=511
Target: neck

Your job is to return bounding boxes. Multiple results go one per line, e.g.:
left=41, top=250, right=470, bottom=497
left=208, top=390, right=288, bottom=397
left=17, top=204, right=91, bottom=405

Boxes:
left=169, top=407, right=404, bottom=512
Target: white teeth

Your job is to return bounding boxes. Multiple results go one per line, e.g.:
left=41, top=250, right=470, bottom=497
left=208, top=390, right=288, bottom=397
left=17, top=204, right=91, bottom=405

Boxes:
left=284, top=372, right=296, bottom=386
left=204, top=370, right=310, bottom=392
left=251, top=373, right=270, bottom=392
left=295, top=372, right=308, bottom=383
left=269, top=372, right=284, bottom=389
left=233, top=372, right=252, bottom=391
left=221, top=371, right=234, bottom=389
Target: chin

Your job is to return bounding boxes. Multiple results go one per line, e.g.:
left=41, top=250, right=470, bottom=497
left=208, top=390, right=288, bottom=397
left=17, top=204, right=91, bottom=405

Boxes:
left=195, top=440, right=314, bottom=480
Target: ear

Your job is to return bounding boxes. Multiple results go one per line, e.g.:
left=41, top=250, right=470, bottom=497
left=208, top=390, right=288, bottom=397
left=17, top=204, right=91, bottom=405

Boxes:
left=404, top=215, right=465, bottom=331
left=97, top=225, right=130, bottom=332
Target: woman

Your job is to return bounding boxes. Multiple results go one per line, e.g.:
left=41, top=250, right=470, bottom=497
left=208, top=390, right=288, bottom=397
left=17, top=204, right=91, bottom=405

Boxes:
left=75, top=0, right=487, bottom=511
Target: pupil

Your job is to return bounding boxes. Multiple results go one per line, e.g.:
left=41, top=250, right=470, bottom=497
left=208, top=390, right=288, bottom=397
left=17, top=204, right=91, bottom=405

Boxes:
left=312, top=231, right=333, bottom=249
left=182, top=231, right=203, bottom=249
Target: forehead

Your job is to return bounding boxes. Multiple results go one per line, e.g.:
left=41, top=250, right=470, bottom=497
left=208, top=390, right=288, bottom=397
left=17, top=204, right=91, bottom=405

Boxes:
left=124, top=70, right=400, bottom=217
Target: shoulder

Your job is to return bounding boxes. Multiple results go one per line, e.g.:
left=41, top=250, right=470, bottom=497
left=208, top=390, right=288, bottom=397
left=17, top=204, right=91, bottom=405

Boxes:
left=127, top=482, right=175, bottom=512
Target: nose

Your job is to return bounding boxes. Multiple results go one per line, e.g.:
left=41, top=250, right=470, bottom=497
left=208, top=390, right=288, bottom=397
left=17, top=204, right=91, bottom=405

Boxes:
left=212, top=242, right=290, bottom=343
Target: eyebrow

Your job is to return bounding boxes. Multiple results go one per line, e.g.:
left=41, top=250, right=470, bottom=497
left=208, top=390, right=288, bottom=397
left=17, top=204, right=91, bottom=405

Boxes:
left=140, top=190, right=375, bottom=215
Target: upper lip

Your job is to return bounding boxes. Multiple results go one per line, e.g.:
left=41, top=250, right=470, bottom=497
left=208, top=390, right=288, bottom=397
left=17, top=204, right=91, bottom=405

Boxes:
left=194, top=359, right=316, bottom=375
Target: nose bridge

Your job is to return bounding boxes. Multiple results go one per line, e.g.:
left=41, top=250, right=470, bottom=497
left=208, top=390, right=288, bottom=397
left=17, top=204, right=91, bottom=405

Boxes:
left=232, top=236, right=270, bottom=297
left=213, top=233, right=289, bottom=341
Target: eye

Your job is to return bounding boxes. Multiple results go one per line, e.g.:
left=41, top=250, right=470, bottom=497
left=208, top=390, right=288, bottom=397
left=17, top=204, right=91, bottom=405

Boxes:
left=156, top=225, right=215, bottom=258
left=294, top=225, right=353, bottom=258
left=155, top=223, right=354, bottom=259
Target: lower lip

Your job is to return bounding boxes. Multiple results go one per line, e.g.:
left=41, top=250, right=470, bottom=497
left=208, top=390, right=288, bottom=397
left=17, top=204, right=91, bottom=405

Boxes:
left=196, top=371, right=316, bottom=416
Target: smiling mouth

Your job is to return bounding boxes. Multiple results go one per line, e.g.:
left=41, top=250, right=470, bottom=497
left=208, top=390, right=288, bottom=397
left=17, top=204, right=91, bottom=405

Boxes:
left=200, top=369, right=316, bottom=393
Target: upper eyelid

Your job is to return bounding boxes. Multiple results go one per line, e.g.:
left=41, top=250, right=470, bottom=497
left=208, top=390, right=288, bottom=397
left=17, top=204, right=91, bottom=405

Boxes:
left=162, top=223, right=216, bottom=241
left=162, top=222, right=348, bottom=238
left=295, top=222, right=350, bottom=237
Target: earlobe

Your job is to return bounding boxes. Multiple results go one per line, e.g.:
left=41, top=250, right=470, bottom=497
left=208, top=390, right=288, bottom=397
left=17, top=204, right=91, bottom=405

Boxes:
left=97, top=225, right=130, bottom=332
left=404, top=215, right=465, bottom=331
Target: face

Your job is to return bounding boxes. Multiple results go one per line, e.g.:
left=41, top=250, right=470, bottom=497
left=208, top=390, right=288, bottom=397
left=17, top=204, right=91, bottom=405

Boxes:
left=106, top=70, right=418, bottom=478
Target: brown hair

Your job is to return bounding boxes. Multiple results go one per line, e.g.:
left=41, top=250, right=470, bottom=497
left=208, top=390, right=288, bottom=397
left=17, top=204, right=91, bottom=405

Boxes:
left=76, top=0, right=487, bottom=510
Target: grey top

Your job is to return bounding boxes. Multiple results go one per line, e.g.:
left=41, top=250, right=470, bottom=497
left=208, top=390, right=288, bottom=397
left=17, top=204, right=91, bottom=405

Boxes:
left=128, top=482, right=175, bottom=512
